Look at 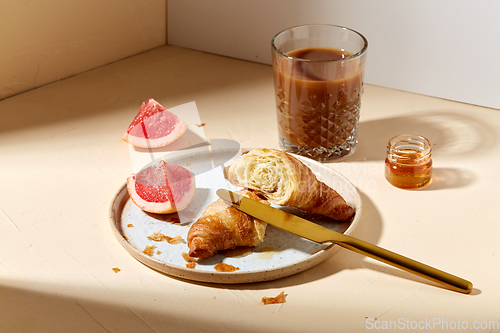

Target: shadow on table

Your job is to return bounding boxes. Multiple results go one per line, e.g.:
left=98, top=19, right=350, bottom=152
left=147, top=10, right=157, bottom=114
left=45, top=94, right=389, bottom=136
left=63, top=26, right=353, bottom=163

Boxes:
left=347, top=110, right=497, bottom=162
left=0, top=281, right=279, bottom=333
left=191, top=191, right=479, bottom=294
left=417, top=167, right=476, bottom=191
left=180, top=191, right=383, bottom=290
left=379, top=167, right=476, bottom=192
left=0, top=192, right=476, bottom=333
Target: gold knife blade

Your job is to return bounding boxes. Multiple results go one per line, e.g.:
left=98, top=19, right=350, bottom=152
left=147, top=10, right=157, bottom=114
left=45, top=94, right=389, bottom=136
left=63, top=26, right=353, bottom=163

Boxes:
left=216, top=189, right=472, bottom=294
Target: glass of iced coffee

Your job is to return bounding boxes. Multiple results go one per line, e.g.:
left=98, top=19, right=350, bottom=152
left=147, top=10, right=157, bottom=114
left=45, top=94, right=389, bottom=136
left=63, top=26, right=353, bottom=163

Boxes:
left=272, top=25, right=368, bottom=161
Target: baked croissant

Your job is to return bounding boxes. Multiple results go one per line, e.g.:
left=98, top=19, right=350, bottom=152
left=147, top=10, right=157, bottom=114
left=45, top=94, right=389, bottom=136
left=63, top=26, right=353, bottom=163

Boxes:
left=187, top=190, right=268, bottom=259
left=225, top=148, right=354, bottom=221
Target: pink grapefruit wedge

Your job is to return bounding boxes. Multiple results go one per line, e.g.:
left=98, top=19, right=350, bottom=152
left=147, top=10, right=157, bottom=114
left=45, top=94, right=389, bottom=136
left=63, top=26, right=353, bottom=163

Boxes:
left=127, top=160, right=196, bottom=214
left=122, top=98, right=188, bottom=148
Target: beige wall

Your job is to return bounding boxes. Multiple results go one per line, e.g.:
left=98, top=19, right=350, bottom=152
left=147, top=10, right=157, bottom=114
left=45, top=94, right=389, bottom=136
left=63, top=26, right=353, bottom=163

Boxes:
left=0, top=0, right=167, bottom=100
left=168, top=0, right=500, bottom=110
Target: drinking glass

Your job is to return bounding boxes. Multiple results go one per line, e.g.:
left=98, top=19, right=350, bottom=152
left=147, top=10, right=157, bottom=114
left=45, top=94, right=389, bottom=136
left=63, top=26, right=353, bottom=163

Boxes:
left=272, top=24, right=368, bottom=161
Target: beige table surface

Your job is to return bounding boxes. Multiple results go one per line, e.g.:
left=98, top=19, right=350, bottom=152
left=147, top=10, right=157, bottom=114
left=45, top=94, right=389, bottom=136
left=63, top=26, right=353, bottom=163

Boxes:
left=1, top=45, right=499, bottom=332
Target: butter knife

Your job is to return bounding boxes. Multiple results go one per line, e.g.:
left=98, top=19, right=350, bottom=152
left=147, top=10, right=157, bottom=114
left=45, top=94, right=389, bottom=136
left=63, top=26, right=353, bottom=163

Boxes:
left=216, top=189, right=472, bottom=294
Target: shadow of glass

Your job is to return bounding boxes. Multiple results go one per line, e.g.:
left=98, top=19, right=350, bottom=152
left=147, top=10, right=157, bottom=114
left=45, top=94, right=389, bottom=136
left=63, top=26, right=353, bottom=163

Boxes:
left=347, top=110, right=497, bottom=162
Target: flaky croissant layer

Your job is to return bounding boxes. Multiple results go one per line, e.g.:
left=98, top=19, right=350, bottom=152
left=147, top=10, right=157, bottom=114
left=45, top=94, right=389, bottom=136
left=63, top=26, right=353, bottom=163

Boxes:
left=187, top=190, right=268, bottom=259
left=225, top=148, right=355, bottom=221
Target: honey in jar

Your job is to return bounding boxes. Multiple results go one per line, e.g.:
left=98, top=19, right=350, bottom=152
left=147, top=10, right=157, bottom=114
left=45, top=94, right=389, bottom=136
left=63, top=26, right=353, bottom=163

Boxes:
left=385, top=134, right=432, bottom=189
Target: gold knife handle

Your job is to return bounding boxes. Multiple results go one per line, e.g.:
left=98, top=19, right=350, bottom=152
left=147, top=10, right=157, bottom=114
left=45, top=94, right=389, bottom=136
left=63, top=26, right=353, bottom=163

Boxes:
left=333, top=234, right=473, bottom=294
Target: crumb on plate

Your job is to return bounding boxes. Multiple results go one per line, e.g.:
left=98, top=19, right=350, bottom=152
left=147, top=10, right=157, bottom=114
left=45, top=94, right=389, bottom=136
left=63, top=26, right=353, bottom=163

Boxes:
left=147, top=231, right=167, bottom=241
left=143, top=244, right=156, bottom=256
left=186, top=262, right=196, bottom=269
left=214, top=262, right=240, bottom=272
left=169, top=217, right=181, bottom=224
left=182, top=252, right=198, bottom=263
left=112, top=267, right=121, bottom=273
left=147, top=232, right=185, bottom=244
left=262, top=291, right=287, bottom=305
left=167, top=235, right=184, bottom=244
left=127, top=224, right=133, bottom=227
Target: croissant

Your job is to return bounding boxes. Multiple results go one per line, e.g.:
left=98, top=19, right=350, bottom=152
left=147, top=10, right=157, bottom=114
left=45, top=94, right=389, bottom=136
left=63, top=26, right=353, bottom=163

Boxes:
left=225, top=148, right=354, bottom=221
left=187, top=190, right=268, bottom=259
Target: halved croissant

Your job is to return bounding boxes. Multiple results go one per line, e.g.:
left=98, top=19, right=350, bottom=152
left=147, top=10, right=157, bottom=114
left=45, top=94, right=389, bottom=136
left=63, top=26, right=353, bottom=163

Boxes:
left=187, top=190, right=268, bottom=259
left=225, top=148, right=354, bottom=221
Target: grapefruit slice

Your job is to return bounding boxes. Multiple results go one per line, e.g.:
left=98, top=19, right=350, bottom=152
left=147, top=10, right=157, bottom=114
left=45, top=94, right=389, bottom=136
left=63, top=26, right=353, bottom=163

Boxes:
left=127, top=160, right=196, bottom=214
left=122, top=98, right=188, bottom=148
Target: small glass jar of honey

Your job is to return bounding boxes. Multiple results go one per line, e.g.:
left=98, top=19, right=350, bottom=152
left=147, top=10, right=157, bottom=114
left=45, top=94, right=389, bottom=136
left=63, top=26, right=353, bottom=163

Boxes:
left=385, top=134, right=432, bottom=189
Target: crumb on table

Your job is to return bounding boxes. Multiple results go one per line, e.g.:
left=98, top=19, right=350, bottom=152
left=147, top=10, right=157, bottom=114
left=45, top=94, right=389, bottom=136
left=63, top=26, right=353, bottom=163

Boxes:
left=262, top=291, right=287, bottom=305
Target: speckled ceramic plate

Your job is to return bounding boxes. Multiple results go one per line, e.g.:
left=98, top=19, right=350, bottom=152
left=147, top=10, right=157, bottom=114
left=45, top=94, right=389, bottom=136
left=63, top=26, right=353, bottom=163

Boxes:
left=109, top=146, right=362, bottom=284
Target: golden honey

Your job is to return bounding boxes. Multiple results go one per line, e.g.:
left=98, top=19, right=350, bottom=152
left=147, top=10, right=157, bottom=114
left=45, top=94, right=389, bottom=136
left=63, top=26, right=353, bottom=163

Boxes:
left=385, top=134, right=432, bottom=189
